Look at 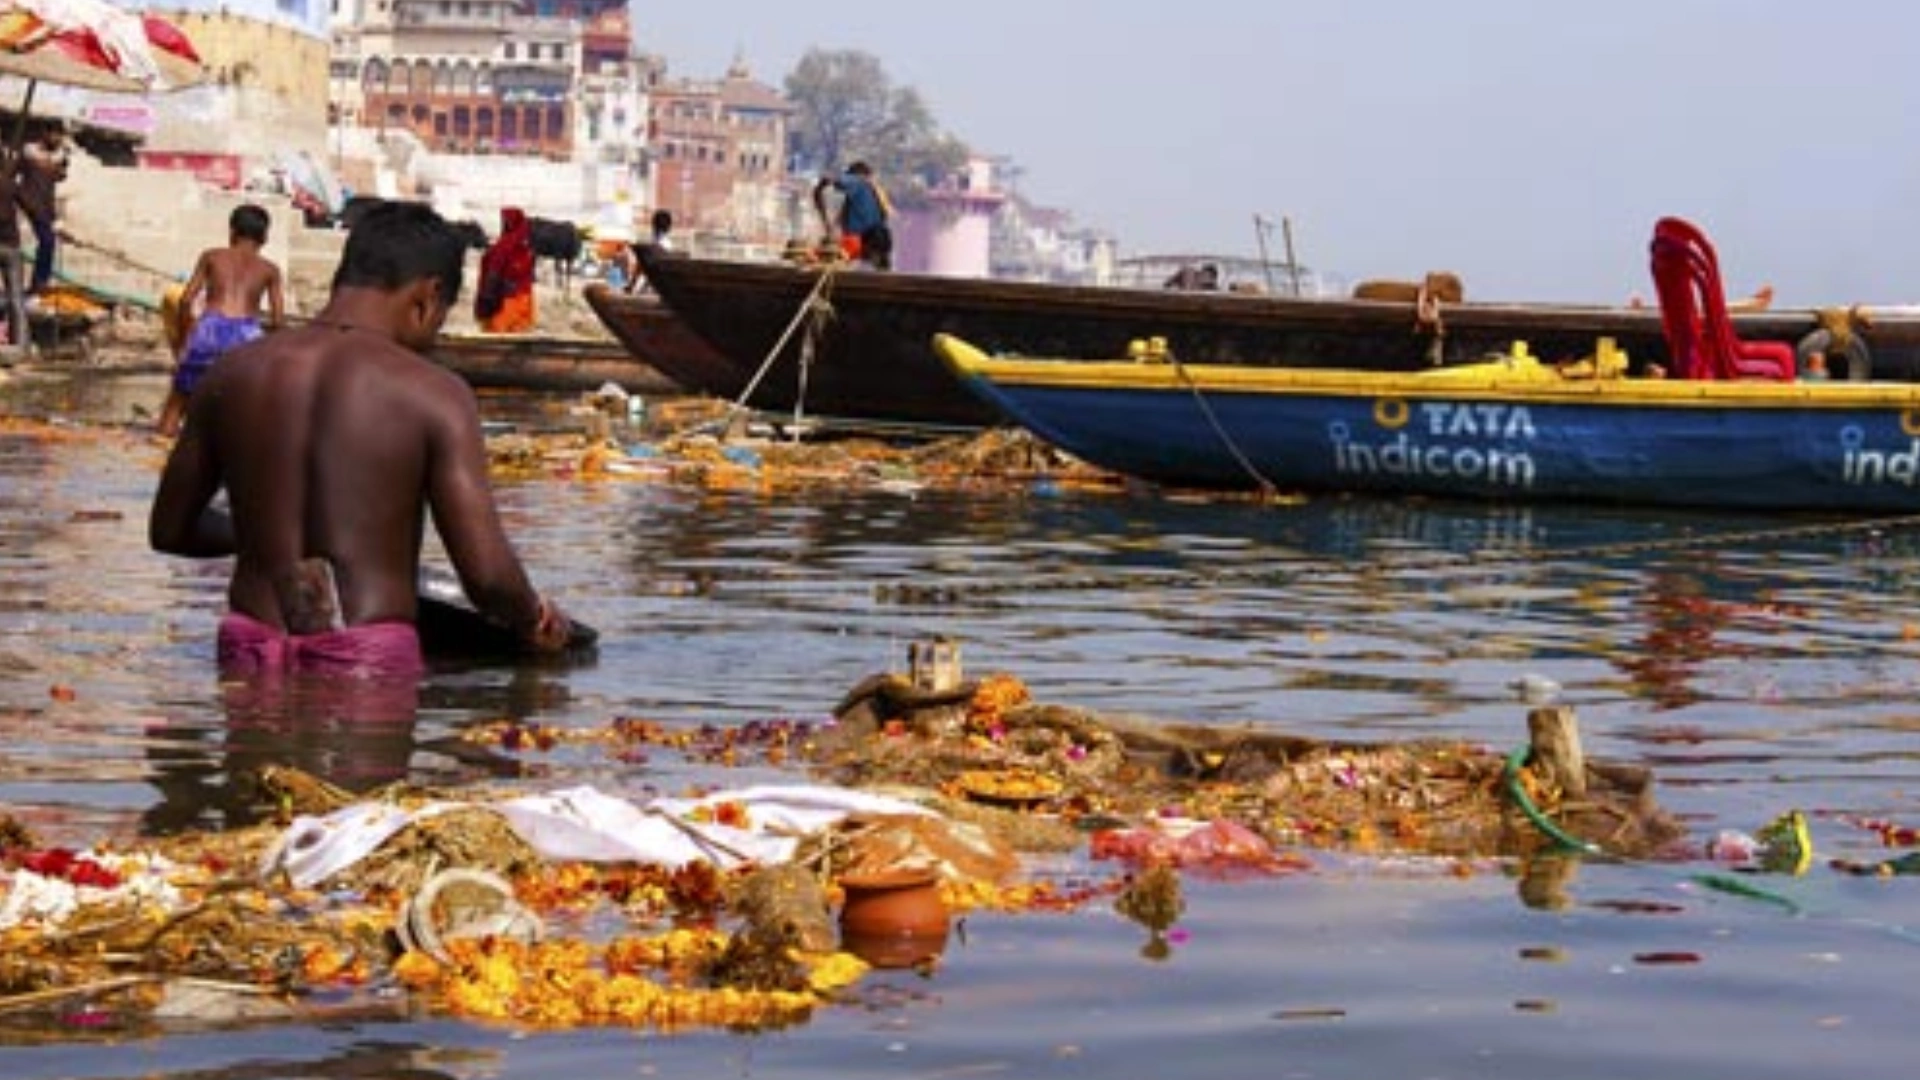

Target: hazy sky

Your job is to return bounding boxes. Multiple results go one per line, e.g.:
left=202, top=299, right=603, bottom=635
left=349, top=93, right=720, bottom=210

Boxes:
left=637, top=1, right=1920, bottom=304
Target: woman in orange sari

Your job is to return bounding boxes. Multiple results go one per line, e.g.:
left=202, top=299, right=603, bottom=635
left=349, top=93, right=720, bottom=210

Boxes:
left=476, top=207, right=536, bottom=333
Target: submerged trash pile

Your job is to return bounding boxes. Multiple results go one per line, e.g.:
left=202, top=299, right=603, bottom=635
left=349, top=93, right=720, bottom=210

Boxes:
left=483, top=393, right=1122, bottom=496
left=4, top=384, right=1118, bottom=502
left=817, top=654, right=1685, bottom=862
left=0, top=644, right=1712, bottom=1038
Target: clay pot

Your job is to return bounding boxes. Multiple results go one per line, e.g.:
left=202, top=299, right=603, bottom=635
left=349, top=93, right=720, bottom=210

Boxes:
left=838, top=867, right=949, bottom=968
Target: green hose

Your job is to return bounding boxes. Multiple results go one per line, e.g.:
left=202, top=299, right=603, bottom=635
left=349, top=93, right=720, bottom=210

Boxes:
left=1502, top=745, right=1601, bottom=855
left=1503, top=744, right=1800, bottom=913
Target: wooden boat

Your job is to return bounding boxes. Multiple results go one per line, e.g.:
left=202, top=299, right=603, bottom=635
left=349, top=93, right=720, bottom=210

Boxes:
left=579, top=285, right=753, bottom=405
left=430, top=328, right=680, bottom=395
left=625, top=245, right=1920, bottom=430
left=934, top=332, right=1920, bottom=512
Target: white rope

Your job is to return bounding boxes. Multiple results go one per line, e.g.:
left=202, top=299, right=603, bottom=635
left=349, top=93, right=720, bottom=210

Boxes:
left=727, top=264, right=838, bottom=426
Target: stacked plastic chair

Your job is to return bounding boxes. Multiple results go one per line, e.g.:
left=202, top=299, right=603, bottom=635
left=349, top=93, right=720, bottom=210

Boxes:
left=1648, top=217, right=1795, bottom=381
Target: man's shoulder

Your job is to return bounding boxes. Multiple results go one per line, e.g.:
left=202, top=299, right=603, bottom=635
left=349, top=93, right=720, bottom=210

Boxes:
left=349, top=334, right=465, bottom=387
left=226, top=329, right=462, bottom=399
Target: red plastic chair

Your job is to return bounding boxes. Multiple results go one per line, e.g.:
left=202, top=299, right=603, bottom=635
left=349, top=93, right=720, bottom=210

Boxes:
left=1649, top=217, right=1795, bottom=381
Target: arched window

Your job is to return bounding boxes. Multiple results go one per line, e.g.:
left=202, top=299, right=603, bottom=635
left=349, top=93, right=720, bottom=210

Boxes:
left=386, top=59, right=409, bottom=95
left=409, top=59, right=431, bottom=95
left=453, top=60, right=473, bottom=95
left=432, top=60, right=452, bottom=95
left=474, top=62, right=492, bottom=93
left=362, top=57, right=388, bottom=94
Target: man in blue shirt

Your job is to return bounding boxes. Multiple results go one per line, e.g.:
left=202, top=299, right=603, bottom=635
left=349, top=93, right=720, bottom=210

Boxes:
left=813, top=161, right=893, bottom=270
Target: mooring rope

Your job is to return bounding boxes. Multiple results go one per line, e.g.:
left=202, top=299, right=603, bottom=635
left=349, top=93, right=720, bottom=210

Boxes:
left=1165, top=349, right=1281, bottom=498
left=726, top=264, right=839, bottom=430
left=59, top=230, right=180, bottom=287
left=788, top=283, right=835, bottom=438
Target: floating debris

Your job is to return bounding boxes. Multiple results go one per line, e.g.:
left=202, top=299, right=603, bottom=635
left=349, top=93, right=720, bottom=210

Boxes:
left=483, top=414, right=1125, bottom=497
left=0, top=644, right=1692, bottom=1038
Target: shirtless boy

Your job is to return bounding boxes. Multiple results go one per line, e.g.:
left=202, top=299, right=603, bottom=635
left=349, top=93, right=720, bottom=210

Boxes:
left=148, top=200, right=572, bottom=677
left=157, top=203, right=285, bottom=437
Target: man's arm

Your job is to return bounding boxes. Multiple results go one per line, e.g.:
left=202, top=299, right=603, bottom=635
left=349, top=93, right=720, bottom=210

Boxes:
left=148, top=392, right=235, bottom=557
left=174, top=253, right=210, bottom=358
left=811, top=177, right=837, bottom=237
left=421, top=380, right=568, bottom=649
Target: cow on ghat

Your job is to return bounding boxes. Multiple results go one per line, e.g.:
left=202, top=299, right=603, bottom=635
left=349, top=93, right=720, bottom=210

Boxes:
left=528, top=217, right=585, bottom=289
left=333, top=197, right=488, bottom=251
left=447, top=219, right=489, bottom=251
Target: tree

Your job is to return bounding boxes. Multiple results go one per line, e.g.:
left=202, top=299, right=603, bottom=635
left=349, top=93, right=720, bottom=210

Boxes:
left=783, top=48, right=969, bottom=205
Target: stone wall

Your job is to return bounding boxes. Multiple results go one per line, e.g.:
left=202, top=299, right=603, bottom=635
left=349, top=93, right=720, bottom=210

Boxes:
left=57, top=155, right=344, bottom=316
left=144, top=14, right=329, bottom=162
left=54, top=157, right=604, bottom=341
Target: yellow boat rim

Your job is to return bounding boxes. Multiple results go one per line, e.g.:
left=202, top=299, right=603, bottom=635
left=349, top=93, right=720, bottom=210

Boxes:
left=932, top=333, right=1920, bottom=409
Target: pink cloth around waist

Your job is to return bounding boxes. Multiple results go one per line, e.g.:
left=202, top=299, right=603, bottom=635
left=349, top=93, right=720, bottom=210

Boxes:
left=217, top=611, right=425, bottom=679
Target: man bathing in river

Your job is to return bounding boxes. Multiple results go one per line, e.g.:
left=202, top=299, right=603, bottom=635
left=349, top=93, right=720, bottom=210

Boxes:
left=149, top=201, right=574, bottom=677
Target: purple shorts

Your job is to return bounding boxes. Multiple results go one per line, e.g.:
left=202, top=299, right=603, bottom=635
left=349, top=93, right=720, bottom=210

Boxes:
left=174, top=312, right=263, bottom=395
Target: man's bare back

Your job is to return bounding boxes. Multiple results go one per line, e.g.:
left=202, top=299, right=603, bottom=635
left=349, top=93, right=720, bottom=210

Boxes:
left=149, top=201, right=570, bottom=672
left=198, top=324, right=526, bottom=629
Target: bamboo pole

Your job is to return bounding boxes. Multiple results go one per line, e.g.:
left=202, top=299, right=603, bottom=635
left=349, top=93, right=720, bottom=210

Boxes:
left=1282, top=216, right=1304, bottom=297
left=0, top=974, right=155, bottom=1015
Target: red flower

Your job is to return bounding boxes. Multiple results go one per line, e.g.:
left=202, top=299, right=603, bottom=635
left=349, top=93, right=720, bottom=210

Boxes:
left=17, top=848, right=122, bottom=888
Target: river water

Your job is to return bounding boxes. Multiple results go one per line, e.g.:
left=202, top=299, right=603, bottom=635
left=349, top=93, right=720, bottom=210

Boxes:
left=3, top=372, right=1919, bottom=1079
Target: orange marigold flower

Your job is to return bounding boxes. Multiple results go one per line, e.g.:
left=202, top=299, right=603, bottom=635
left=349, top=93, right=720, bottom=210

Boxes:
left=300, top=943, right=357, bottom=985
left=392, top=950, right=443, bottom=989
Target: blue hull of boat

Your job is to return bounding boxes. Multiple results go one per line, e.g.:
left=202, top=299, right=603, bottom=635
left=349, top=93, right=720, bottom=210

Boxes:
left=936, top=336, right=1920, bottom=512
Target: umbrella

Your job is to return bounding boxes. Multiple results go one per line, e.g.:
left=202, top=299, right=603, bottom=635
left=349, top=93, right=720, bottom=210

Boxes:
left=0, top=0, right=202, bottom=156
left=0, top=0, right=202, bottom=101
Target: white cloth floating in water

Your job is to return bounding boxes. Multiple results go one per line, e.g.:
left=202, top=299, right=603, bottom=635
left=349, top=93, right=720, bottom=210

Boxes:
left=261, top=783, right=932, bottom=889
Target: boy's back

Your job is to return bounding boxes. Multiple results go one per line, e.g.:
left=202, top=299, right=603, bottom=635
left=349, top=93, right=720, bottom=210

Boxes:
left=157, top=203, right=285, bottom=437
left=196, top=241, right=282, bottom=323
